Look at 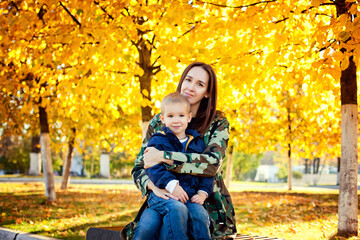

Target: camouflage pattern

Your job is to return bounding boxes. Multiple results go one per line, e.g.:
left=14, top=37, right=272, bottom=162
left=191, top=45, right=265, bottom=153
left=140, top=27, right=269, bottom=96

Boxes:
left=121, top=111, right=237, bottom=240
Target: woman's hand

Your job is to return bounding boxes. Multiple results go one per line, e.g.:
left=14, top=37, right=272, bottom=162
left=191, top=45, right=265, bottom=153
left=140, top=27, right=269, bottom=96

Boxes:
left=148, top=181, right=178, bottom=201
left=172, top=184, right=189, bottom=203
left=143, top=147, right=165, bottom=169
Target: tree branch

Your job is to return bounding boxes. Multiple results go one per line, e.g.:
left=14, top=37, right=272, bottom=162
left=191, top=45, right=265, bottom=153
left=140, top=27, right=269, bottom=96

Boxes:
left=273, top=17, right=289, bottom=24
left=59, top=1, right=81, bottom=27
left=9, top=1, right=19, bottom=12
left=200, top=0, right=277, bottom=8
left=37, top=4, right=48, bottom=24
left=94, top=1, right=114, bottom=20
left=318, top=39, right=337, bottom=52
left=105, top=70, right=127, bottom=74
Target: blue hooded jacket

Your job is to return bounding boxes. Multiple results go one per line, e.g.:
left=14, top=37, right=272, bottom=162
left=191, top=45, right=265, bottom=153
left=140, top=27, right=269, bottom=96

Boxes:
left=145, top=127, right=214, bottom=198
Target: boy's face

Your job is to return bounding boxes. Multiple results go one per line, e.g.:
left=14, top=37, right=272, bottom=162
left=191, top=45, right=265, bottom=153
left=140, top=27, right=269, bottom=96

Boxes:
left=160, top=102, right=192, bottom=139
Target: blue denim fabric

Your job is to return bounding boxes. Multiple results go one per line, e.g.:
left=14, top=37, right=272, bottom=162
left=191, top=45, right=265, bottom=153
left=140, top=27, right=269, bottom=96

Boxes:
left=133, top=208, right=162, bottom=240
left=186, top=202, right=212, bottom=240
left=147, top=192, right=211, bottom=240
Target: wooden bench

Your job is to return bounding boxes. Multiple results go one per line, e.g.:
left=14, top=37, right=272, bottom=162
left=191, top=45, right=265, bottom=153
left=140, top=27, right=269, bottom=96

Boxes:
left=86, top=226, right=285, bottom=240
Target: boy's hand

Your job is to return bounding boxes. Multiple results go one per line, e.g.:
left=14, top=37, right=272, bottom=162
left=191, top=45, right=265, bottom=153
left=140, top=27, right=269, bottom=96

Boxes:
left=191, top=191, right=207, bottom=205
left=172, top=184, right=189, bottom=203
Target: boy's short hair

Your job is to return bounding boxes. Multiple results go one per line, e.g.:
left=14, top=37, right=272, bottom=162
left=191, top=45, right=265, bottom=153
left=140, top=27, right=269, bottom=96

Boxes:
left=161, top=92, right=190, bottom=114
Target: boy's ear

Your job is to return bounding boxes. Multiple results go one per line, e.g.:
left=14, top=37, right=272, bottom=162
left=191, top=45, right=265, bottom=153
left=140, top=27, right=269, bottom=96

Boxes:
left=188, top=112, right=192, bottom=122
left=160, top=114, right=165, bottom=123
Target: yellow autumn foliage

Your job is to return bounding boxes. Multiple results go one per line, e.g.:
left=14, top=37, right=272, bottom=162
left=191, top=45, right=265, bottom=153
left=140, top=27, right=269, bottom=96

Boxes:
left=1, top=0, right=359, bottom=163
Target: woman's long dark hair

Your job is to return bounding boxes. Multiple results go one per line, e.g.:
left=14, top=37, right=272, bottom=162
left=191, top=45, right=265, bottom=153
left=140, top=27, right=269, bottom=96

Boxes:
left=176, top=62, right=217, bottom=135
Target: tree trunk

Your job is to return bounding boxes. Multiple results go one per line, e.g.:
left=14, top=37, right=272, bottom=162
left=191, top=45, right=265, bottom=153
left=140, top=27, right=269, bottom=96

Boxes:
left=287, top=107, right=292, bottom=191
left=287, top=143, right=292, bottom=191
left=29, top=136, right=41, bottom=175
left=335, top=0, right=358, bottom=236
left=100, top=152, right=110, bottom=178
left=338, top=55, right=358, bottom=237
left=136, top=39, right=158, bottom=138
left=39, top=106, right=56, bottom=202
left=61, top=127, right=76, bottom=190
left=337, top=157, right=340, bottom=186
left=91, top=156, right=94, bottom=177
left=140, top=69, right=152, bottom=138
left=225, top=142, right=234, bottom=188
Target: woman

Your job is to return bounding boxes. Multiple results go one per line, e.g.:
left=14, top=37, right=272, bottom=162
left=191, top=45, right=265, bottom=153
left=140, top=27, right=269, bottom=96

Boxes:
left=121, top=62, right=237, bottom=240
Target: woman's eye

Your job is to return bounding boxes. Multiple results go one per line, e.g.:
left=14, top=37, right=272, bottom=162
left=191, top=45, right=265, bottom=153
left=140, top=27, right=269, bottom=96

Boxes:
left=185, top=78, right=191, bottom=82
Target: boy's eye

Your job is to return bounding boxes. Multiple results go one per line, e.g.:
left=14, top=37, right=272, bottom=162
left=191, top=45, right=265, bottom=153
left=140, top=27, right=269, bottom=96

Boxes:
left=168, top=115, right=173, bottom=118
left=180, top=115, right=185, bottom=117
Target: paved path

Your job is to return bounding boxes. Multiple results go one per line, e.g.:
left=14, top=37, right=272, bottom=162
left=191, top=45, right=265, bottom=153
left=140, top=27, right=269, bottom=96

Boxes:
left=0, top=227, right=59, bottom=240
left=0, top=177, right=134, bottom=185
left=0, top=177, right=352, bottom=191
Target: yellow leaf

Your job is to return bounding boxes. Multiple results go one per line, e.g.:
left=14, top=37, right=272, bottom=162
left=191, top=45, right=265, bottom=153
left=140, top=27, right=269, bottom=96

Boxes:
left=338, top=31, right=351, bottom=42
left=142, top=89, right=149, bottom=97
left=311, top=0, right=322, bottom=7
left=340, top=57, right=349, bottom=70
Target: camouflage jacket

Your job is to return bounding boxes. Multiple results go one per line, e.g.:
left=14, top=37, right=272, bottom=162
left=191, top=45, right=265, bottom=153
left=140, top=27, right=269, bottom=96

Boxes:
left=121, top=111, right=237, bottom=240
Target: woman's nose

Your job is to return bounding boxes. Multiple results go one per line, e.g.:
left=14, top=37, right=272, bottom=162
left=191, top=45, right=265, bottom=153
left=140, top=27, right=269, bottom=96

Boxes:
left=187, top=82, right=194, bottom=91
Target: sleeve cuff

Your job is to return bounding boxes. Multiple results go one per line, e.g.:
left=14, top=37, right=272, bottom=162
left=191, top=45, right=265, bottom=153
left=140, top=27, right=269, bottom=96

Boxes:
left=164, top=151, right=172, bottom=161
left=198, top=190, right=208, bottom=197
left=164, top=151, right=189, bottom=164
left=165, top=180, right=179, bottom=194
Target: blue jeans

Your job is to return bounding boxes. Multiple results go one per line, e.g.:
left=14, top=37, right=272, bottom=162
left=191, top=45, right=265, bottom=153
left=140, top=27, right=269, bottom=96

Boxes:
left=133, top=208, right=162, bottom=240
left=136, top=192, right=211, bottom=240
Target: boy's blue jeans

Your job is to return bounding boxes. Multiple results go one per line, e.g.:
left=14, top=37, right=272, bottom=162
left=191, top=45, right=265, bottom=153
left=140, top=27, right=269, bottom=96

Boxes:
left=133, top=192, right=211, bottom=240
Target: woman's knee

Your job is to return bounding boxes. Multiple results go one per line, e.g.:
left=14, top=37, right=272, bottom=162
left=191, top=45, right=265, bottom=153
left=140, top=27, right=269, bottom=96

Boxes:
left=134, top=208, right=162, bottom=239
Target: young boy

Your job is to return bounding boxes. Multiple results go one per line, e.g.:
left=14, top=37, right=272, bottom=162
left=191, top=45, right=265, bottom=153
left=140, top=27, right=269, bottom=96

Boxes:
left=143, top=92, right=213, bottom=240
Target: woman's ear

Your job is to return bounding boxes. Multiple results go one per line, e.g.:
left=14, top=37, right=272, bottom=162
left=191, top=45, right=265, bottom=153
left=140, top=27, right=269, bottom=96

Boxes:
left=205, top=92, right=209, bottom=98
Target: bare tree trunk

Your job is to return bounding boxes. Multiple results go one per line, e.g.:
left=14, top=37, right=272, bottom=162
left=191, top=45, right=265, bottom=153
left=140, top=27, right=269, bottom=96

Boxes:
left=91, top=156, right=94, bottom=177
left=337, top=157, right=340, bottom=186
left=100, top=151, right=110, bottom=178
left=29, top=136, right=41, bottom=175
left=138, top=41, right=154, bottom=138
left=287, top=107, right=292, bottom=191
left=61, top=127, right=76, bottom=190
left=39, top=106, right=56, bottom=202
left=335, top=1, right=358, bottom=232
left=135, top=33, right=160, bottom=137
left=225, top=142, right=234, bottom=188
left=287, top=143, right=292, bottom=191
left=338, top=54, right=358, bottom=236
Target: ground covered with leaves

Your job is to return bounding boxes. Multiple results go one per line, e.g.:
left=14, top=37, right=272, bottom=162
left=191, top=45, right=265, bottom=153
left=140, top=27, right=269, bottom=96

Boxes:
left=0, top=182, right=359, bottom=240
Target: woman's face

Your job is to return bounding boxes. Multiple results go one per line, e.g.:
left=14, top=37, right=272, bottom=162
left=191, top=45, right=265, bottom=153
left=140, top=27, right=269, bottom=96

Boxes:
left=180, top=66, right=210, bottom=107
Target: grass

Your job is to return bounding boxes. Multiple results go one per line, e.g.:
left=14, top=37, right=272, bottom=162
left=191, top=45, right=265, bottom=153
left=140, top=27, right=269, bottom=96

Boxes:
left=0, top=182, right=359, bottom=239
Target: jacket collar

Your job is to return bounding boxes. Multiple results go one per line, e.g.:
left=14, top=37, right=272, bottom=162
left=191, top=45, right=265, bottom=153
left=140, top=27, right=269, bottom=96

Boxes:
left=161, top=127, right=201, bottom=139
